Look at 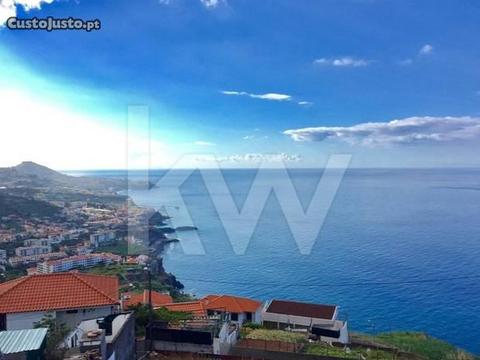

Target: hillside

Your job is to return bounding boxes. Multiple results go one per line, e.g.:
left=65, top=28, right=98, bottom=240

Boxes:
left=0, top=192, right=61, bottom=218
left=351, top=332, right=478, bottom=360
left=0, top=161, right=125, bottom=192
left=0, top=162, right=128, bottom=220
left=376, top=332, right=478, bottom=360
left=241, top=328, right=478, bottom=359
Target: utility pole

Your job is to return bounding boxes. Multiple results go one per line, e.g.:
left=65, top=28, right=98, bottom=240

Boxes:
left=144, top=266, right=153, bottom=352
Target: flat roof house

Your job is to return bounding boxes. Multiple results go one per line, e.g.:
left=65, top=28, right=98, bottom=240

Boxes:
left=262, top=299, right=349, bottom=344
left=0, top=272, right=120, bottom=331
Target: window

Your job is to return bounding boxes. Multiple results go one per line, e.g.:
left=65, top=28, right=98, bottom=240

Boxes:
left=230, top=313, right=238, bottom=321
left=246, top=312, right=253, bottom=321
left=0, top=313, right=6, bottom=331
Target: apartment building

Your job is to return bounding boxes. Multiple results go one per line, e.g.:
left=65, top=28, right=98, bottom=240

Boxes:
left=37, top=253, right=121, bottom=273
left=14, top=245, right=51, bottom=257
left=90, top=231, right=116, bottom=248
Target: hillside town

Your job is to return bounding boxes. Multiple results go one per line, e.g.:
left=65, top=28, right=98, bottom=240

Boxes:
left=0, top=199, right=165, bottom=279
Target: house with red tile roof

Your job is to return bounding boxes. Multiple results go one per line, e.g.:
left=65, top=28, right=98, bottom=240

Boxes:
left=161, top=301, right=207, bottom=319
left=159, top=294, right=262, bottom=325
left=201, top=294, right=262, bottom=325
left=0, top=272, right=120, bottom=331
left=122, top=290, right=173, bottom=310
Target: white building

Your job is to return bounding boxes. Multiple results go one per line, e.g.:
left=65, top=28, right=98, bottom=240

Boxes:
left=23, top=235, right=65, bottom=248
left=23, top=238, right=52, bottom=247
left=262, top=299, right=349, bottom=344
left=15, top=246, right=51, bottom=257
left=0, top=272, right=120, bottom=331
left=37, top=253, right=121, bottom=274
left=8, top=252, right=67, bottom=267
left=90, top=231, right=116, bottom=248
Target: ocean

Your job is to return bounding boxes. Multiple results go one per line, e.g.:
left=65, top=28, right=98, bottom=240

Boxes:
left=70, top=168, right=480, bottom=353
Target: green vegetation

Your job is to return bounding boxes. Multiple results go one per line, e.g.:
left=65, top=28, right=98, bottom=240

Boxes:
left=84, top=263, right=190, bottom=301
left=376, top=332, right=478, bottom=360
left=305, top=343, right=395, bottom=359
left=128, top=304, right=193, bottom=336
left=34, top=314, right=70, bottom=360
left=239, top=328, right=478, bottom=360
left=0, top=192, right=60, bottom=218
left=84, top=263, right=137, bottom=277
left=242, top=322, right=263, bottom=330
left=1, top=266, right=27, bottom=282
left=171, top=291, right=196, bottom=302
left=243, top=329, right=307, bottom=343
left=95, top=240, right=145, bottom=256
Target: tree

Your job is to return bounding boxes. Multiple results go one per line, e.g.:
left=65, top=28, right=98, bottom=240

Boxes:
left=34, top=313, right=70, bottom=360
left=128, top=304, right=193, bottom=336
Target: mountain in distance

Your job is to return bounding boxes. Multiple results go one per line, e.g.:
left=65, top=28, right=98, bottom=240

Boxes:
left=0, top=161, right=130, bottom=220
left=0, top=161, right=125, bottom=192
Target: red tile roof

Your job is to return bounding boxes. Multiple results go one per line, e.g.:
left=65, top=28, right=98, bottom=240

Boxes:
left=0, top=272, right=119, bottom=314
left=123, top=290, right=173, bottom=309
left=161, top=301, right=207, bottom=318
left=201, top=294, right=262, bottom=314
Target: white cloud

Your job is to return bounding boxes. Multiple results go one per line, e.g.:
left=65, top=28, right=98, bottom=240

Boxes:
left=157, top=0, right=227, bottom=8
left=396, top=44, right=433, bottom=66
left=221, top=90, right=313, bottom=106
left=200, top=0, right=226, bottom=9
left=0, top=0, right=55, bottom=26
left=284, top=116, right=480, bottom=146
left=419, top=44, right=434, bottom=55
left=298, top=101, right=313, bottom=106
left=314, top=57, right=371, bottom=67
left=221, top=90, right=292, bottom=102
left=196, top=153, right=302, bottom=163
left=194, top=140, right=216, bottom=146
left=252, top=93, right=291, bottom=101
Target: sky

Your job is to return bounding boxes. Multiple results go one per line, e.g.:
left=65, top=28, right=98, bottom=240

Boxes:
left=1, top=0, right=480, bottom=169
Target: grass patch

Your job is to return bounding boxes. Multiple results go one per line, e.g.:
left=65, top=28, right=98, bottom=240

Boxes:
left=85, top=263, right=139, bottom=277
left=304, top=343, right=396, bottom=359
left=376, top=332, right=478, bottom=360
left=95, top=240, right=146, bottom=256
left=244, top=329, right=306, bottom=343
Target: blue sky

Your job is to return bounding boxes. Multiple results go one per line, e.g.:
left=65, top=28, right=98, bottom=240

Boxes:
left=1, top=0, right=480, bottom=169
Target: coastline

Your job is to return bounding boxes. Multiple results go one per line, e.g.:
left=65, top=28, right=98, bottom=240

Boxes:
left=78, top=169, right=480, bottom=354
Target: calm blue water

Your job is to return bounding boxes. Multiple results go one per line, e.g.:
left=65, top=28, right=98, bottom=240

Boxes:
left=70, top=169, right=480, bottom=353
